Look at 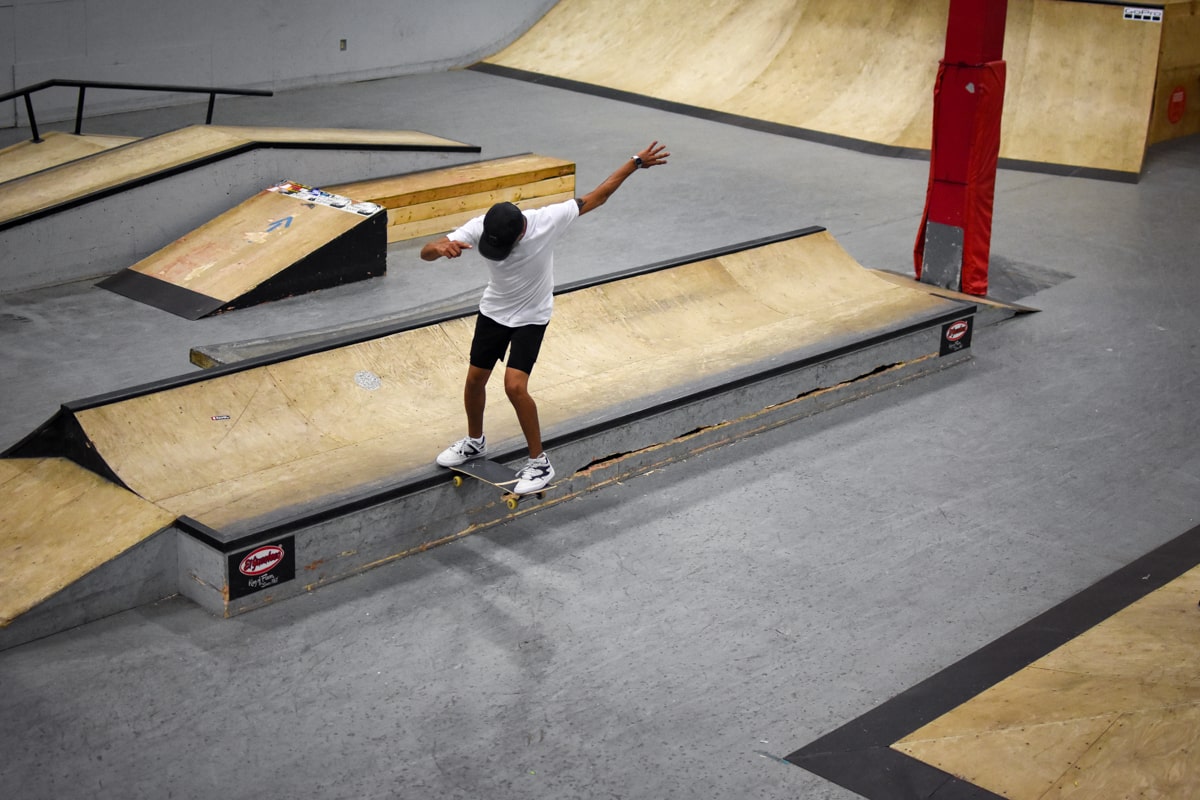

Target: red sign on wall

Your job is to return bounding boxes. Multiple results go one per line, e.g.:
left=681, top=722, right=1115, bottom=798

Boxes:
left=1167, top=85, right=1187, bottom=125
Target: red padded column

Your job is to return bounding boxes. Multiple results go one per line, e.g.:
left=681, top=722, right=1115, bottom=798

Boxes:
left=914, top=0, right=1007, bottom=296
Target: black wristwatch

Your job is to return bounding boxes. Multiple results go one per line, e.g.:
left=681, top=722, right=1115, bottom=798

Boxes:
left=632, top=155, right=644, bottom=169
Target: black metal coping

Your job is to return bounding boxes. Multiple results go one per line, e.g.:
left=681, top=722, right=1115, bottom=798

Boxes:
left=178, top=299, right=976, bottom=553
left=786, top=519, right=1200, bottom=799
left=468, top=63, right=1142, bottom=184
left=0, top=134, right=482, bottom=232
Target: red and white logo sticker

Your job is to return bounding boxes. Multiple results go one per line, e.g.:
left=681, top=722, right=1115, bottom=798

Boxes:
left=1167, top=85, right=1186, bottom=125
left=946, top=320, right=970, bottom=342
left=239, top=545, right=285, bottom=576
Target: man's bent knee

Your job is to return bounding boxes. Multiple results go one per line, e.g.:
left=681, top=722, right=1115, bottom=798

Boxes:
left=503, top=368, right=531, bottom=400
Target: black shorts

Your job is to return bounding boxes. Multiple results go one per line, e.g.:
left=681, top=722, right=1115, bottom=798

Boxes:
left=469, top=314, right=549, bottom=375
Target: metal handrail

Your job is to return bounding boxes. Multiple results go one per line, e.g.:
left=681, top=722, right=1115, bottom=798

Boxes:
left=0, top=79, right=274, bottom=143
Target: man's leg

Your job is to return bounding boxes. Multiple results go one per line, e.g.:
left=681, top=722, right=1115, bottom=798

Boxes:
left=464, top=364, right=491, bottom=439
left=504, top=367, right=543, bottom=459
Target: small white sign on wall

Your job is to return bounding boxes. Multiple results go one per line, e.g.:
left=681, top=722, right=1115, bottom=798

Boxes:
left=1123, top=7, right=1163, bottom=22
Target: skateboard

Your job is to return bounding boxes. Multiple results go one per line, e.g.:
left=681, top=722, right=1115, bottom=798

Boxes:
left=447, top=458, right=548, bottom=509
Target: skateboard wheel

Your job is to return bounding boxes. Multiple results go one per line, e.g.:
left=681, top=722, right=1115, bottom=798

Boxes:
left=505, top=497, right=519, bottom=510
left=452, top=475, right=464, bottom=487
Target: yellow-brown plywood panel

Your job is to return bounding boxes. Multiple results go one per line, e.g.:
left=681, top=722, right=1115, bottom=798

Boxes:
left=1148, top=2, right=1200, bottom=143
left=385, top=187, right=575, bottom=242
left=73, top=232, right=952, bottom=529
left=384, top=176, right=576, bottom=226
left=894, top=565, right=1200, bottom=800
left=488, top=0, right=1166, bottom=173
left=0, top=126, right=248, bottom=223
left=124, top=188, right=367, bottom=301
left=0, top=131, right=138, bottom=184
left=328, top=154, right=575, bottom=209
left=1002, top=0, right=1162, bottom=173
left=0, top=458, right=175, bottom=627
left=211, top=126, right=470, bottom=149
left=0, top=125, right=475, bottom=225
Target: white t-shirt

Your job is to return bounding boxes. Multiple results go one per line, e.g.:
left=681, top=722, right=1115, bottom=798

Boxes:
left=449, top=199, right=579, bottom=327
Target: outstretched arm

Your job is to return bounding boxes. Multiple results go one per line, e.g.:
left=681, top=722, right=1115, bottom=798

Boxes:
left=578, top=141, right=669, bottom=215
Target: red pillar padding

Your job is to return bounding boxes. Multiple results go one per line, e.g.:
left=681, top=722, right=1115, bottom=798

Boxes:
left=914, top=60, right=1005, bottom=295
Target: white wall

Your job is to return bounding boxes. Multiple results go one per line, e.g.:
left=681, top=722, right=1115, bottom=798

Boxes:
left=1, top=0, right=556, bottom=126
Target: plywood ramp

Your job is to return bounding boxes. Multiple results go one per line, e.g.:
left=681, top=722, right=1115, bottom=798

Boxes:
left=486, top=0, right=1173, bottom=174
left=0, top=458, right=175, bottom=628
left=0, top=131, right=138, bottom=184
left=66, top=230, right=950, bottom=532
left=1148, top=2, right=1200, bottom=145
left=0, top=125, right=475, bottom=226
left=893, top=564, right=1200, bottom=799
left=98, top=181, right=386, bottom=318
left=328, top=154, right=576, bottom=243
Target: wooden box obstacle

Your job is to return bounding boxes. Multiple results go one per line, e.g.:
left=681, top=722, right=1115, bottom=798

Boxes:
left=327, top=153, right=576, bottom=243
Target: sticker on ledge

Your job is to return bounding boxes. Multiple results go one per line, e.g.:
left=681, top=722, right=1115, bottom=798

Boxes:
left=940, top=318, right=974, bottom=356
left=227, top=536, right=296, bottom=600
left=354, top=370, right=382, bottom=390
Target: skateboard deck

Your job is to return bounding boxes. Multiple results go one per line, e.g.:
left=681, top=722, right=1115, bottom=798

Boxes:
left=447, top=458, right=546, bottom=509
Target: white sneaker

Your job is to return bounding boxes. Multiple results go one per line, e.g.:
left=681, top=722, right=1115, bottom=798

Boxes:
left=513, top=454, right=555, bottom=494
left=436, top=435, right=486, bottom=467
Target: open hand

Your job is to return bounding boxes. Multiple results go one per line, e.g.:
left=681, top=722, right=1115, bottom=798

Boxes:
left=636, top=141, right=670, bottom=168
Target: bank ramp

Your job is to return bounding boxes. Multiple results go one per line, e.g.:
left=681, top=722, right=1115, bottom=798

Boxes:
left=483, top=0, right=1200, bottom=179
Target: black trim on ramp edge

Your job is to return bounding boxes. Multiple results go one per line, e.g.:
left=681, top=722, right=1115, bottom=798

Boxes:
left=785, top=520, right=1200, bottom=799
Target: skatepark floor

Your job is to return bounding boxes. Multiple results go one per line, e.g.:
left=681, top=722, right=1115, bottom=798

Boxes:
left=1, top=69, right=1199, bottom=799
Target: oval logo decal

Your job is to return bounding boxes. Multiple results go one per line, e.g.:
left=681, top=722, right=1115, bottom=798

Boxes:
left=946, top=320, right=970, bottom=342
left=239, top=545, right=285, bottom=576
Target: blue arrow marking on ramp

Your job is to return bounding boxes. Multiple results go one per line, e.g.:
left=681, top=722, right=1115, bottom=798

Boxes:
left=267, top=216, right=293, bottom=233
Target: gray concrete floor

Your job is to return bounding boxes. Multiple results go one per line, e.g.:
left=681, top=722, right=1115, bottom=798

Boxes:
left=1, top=70, right=1199, bottom=799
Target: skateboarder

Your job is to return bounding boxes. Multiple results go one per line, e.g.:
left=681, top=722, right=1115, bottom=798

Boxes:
left=421, top=141, right=670, bottom=493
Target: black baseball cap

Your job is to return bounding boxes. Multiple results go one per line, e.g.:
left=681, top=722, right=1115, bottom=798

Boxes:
left=479, top=202, right=526, bottom=261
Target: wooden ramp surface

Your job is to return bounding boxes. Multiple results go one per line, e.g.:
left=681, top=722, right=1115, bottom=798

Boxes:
left=0, top=131, right=137, bottom=184
left=0, top=125, right=474, bottom=226
left=100, top=181, right=385, bottom=318
left=69, top=230, right=957, bottom=531
left=894, top=564, right=1200, bottom=798
left=486, top=0, right=1173, bottom=174
left=0, top=458, right=174, bottom=627
left=328, top=154, right=576, bottom=243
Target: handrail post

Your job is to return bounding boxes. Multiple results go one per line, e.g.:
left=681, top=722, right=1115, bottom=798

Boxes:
left=74, top=86, right=87, bottom=134
left=205, top=92, right=216, bottom=124
left=23, top=92, right=42, bottom=143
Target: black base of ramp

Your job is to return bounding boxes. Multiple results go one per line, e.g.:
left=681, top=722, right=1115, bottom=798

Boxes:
left=99, top=210, right=387, bottom=319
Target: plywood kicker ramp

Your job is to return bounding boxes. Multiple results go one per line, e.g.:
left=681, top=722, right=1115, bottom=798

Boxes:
left=98, top=181, right=387, bottom=318
left=486, top=0, right=1183, bottom=176
left=14, top=229, right=960, bottom=535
